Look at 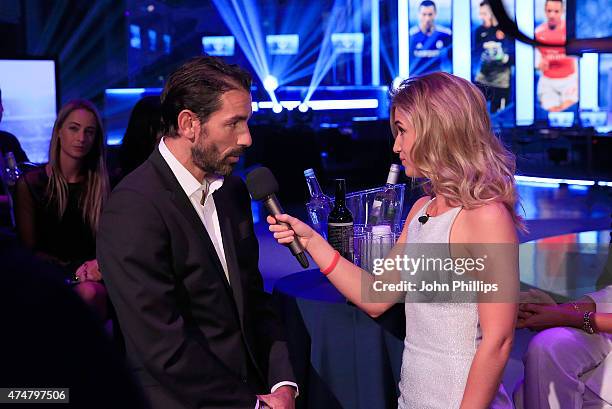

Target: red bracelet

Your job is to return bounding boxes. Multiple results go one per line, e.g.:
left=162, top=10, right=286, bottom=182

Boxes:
left=321, top=251, right=341, bottom=276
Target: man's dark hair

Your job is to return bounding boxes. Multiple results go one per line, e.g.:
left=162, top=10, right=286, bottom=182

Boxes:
left=479, top=0, right=489, bottom=7
left=160, top=55, right=252, bottom=138
left=419, top=0, right=437, bottom=11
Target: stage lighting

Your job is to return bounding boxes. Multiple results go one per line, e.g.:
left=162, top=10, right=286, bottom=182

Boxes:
left=263, top=75, right=279, bottom=92
left=272, top=103, right=283, bottom=113
left=146, top=4, right=155, bottom=12
left=298, top=103, right=309, bottom=113
left=392, top=77, right=404, bottom=90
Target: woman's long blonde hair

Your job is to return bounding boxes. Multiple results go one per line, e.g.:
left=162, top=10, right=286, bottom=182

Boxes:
left=47, top=99, right=110, bottom=233
left=390, top=72, right=524, bottom=230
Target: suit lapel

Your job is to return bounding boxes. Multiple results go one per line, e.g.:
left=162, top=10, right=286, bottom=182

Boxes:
left=213, top=185, right=245, bottom=327
left=149, top=150, right=232, bottom=294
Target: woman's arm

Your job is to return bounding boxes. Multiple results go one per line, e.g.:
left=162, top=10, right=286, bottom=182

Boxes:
left=270, top=196, right=431, bottom=318
left=14, top=176, right=67, bottom=266
left=457, top=203, right=518, bottom=409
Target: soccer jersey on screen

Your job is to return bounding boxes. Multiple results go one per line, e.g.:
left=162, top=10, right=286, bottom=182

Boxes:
left=535, top=21, right=576, bottom=78
left=409, top=25, right=452, bottom=75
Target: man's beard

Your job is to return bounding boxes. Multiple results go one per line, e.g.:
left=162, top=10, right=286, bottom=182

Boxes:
left=191, top=137, right=245, bottom=176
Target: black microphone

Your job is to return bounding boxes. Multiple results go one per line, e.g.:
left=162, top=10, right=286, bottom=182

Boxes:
left=246, top=167, right=309, bottom=268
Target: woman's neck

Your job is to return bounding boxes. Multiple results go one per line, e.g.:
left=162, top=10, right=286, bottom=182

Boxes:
left=430, top=195, right=453, bottom=216
left=58, top=151, right=84, bottom=183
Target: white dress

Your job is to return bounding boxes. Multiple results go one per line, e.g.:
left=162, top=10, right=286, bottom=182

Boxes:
left=397, top=199, right=513, bottom=409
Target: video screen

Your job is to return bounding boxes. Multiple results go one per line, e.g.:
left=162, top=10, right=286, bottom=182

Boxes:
left=266, top=34, right=299, bottom=55
left=575, top=0, right=612, bottom=40
left=129, top=25, right=141, bottom=49
left=408, top=0, right=453, bottom=76
left=331, top=33, right=365, bottom=53
left=471, top=0, right=515, bottom=126
left=0, top=59, right=57, bottom=163
left=148, top=29, right=157, bottom=52
left=534, top=0, right=579, bottom=121
left=599, top=54, right=611, bottom=112
left=202, top=36, right=235, bottom=57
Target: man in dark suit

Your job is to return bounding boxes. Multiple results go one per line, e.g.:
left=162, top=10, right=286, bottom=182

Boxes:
left=97, top=56, right=297, bottom=409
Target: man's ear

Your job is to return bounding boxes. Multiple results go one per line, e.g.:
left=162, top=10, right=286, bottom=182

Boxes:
left=177, top=110, right=198, bottom=142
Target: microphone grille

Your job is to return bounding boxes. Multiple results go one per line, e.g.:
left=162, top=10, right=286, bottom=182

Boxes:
left=246, top=167, right=279, bottom=200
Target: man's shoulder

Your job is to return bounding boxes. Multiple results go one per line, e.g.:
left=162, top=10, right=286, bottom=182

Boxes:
left=0, top=130, right=20, bottom=151
left=436, top=25, right=452, bottom=36
left=110, top=159, right=165, bottom=202
left=535, top=23, right=548, bottom=37
left=0, top=129, right=17, bottom=139
left=220, top=174, right=250, bottom=201
left=409, top=26, right=422, bottom=36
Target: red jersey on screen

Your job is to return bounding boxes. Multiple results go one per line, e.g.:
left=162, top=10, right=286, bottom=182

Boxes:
left=535, top=21, right=576, bottom=78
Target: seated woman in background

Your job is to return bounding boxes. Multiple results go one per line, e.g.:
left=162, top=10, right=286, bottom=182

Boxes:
left=112, top=95, right=161, bottom=185
left=15, top=99, right=110, bottom=318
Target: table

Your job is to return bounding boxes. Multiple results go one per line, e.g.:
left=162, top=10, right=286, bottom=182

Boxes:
left=273, top=269, right=405, bottom=409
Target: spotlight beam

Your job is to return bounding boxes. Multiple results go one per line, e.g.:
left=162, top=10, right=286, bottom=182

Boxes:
left=33, top=0, right=69, bottom=55
left=304, top=0, right=348, bottom=104
left=213, top=0, right=277, bottom=103
left=59, top=0, right=108, bottom=62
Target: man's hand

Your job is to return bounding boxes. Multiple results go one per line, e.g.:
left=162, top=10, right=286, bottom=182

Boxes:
left=538, top=57, right=550, bottom=71
left=257, top=386, right=296, bottom=409
left=75, top=259, right=103, bottom=282
left=517, top=303, right=582, bottom=331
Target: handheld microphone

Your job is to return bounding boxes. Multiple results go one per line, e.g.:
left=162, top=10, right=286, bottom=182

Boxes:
left=246, top=167, right=309, bottom=268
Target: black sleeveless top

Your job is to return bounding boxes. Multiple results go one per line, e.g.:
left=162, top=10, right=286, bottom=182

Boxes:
left=16, top=166, right=96, bottom=277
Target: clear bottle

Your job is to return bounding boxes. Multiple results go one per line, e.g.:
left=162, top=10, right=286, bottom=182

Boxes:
left=304, top=168, right=332, bottom=239
left=327, top=179, right=354, bottom=262
left=4, top=152, right=21, bottom=187
left=368, top=164, right=401, bottom=226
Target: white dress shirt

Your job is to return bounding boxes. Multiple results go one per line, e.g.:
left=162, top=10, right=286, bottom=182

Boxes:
left=158, top=139, right=298, bottom=406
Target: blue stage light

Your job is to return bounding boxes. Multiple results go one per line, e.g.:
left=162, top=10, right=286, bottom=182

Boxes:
left=272, top=103, right=283, bottom=113
left=392, top=76, right=404, bottom=90
left=298, top=103, right=309, bottom=113
left=263, top=75, right=279, bottom=92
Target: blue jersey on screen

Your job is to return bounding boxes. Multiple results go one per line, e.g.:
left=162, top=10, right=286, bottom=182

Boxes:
left=409, top=25, right=452, bottom=75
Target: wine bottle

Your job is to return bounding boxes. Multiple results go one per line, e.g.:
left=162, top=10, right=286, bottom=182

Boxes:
left=327, top=179, right=354, bottom=262
left=368, top=164, right=400, bottom=226
left=304, top=168, right=332, bottom=239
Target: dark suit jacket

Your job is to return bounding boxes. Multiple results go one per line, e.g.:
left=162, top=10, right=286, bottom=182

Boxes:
left=97, top=149, right=295, bottom=409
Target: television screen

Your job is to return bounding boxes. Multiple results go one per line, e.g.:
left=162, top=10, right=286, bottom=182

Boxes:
left=409, top=0, right=453, bottom=76
left=579, top=111, right=607, bottom=127
left=266, top=34, right=299, bottom=55
left=202, top=36, right=235, bottom=56
left=129, top=24, right=141, bottom=49
left=548, top=111, right=575, bottom=127
left=148, top=29, right=157, bottom=52
left=163, top=34, right=171, bottom=54
left=331, top=33, right=364, bottom=53
left=0, top=59, right=57, bottom=163
left=575, top=0, right=612, bottom=40
left=534, top=0, right=579, bottom=121
left=470, top=0, right=515, bottom=126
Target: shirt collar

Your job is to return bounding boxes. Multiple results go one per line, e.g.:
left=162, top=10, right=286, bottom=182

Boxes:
left=158, top=138, right=224, bottom=199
